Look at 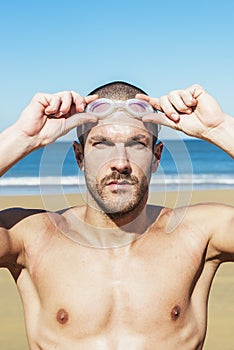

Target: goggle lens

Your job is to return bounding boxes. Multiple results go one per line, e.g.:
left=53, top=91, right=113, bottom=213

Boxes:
left=88, top=100, right=112, bottom=114
left=86, top=98, right=154, bottom=118
left=128, top=100, right=149, bottom=114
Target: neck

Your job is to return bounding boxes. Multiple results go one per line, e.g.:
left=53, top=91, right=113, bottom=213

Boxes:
left=80, top=191, right=153, bottom=248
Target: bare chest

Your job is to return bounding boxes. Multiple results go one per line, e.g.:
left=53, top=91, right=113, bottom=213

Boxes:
left=22, top=232, right=208, bottom=340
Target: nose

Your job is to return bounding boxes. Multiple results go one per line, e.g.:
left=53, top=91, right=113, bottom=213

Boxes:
left=110, top=144, right=132, bottom=175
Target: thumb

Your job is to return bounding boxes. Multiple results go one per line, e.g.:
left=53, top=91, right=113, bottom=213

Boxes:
left=63, top=113, right=98, bottom=135
left=142, top=112, right=178, bottom=130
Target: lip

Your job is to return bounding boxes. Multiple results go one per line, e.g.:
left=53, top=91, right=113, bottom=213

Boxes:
left=107, top=180, right=132, bottom=186
left=106, top=181, right=133, bottom=191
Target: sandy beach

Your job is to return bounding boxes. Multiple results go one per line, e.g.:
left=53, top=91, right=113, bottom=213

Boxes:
left=0, top=189, right=233, bottom=349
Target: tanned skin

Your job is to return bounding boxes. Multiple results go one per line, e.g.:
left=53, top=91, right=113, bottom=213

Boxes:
left=0, top=85, right=233, bottom=349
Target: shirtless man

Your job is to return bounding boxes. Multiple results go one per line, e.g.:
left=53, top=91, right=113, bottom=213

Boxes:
left=0, top=81, right=233, bottom=349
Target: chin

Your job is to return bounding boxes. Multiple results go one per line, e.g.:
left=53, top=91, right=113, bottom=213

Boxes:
left=105, top=207, right=138, bottom=220
left=98, top=196, right=145, bottom=220
left=88, top=181, right=149, bottom=218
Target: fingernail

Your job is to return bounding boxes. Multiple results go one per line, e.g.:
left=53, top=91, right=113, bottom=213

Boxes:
left=54, top=111, right=63, bottom=117
left=171, top=113, right=179, bottom=120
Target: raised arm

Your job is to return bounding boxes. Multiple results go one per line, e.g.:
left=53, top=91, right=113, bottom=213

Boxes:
left=137, top=84, right=234, bottom=158
left=0, top=91, right=98, bottom=177
left=0, top=90, right=98, bottom=268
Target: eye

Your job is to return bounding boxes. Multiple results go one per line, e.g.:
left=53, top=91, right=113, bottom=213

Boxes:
left=127, top=140, right=147, bottom=149
left=93, top=140, right=114, bottom=148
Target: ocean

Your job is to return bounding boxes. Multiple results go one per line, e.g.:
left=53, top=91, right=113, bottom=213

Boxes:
left=1, top=139, right=233, bottom=196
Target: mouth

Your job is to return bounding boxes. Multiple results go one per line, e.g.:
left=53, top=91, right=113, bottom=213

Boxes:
left=107, top=180, right=132, bottom=186
left=100, top=172, right=139, bottom=189
left=106, top=180, right=133, bottom=192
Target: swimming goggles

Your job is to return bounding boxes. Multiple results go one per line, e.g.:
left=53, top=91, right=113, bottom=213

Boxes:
left=85, top=98, right=156, bottom=119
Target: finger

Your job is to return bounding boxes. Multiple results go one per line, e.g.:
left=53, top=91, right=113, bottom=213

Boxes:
left=47, top=91, right=84, bottom=115
left=137, top=93, right=180, bottom=122
left=52, top=91, right=85, bottom=115
left=50, top=91, right=98, bottom=117
left=70, top=92, right=98, bottom=113
left=55, top=91, right=73, bottom=116
left=168, top=91, right=193, bottom=114
left=84, top=94, right=99, bottom=104
left=184, top=84, right=205, bottom=99
left=32, top=93, right=62, bottom=115
left=44, top=95, right=62, bottom=115
left=66, top=91, right=86, bottom=113
left=179, top=90, right=197, bottom=107
left=159, top=96, right=180, bottom=122
left=135, top=94, right=162, bottom=111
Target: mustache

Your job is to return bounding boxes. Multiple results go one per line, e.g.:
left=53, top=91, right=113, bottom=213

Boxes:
left=100, top=171, right=139, bottom=186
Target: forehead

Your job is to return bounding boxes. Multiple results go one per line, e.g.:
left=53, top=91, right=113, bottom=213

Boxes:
left=87, top=111, right=152, bottom=141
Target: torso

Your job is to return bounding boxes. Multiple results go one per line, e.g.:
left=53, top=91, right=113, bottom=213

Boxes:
left=13, top=206, right=219, bottom=349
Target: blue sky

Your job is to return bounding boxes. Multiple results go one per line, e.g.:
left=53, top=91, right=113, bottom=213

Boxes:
left=0, top=0, right=234, bottom=140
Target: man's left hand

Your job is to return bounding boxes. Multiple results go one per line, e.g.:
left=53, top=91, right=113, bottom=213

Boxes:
left=136, top=84, right=227, bottom=140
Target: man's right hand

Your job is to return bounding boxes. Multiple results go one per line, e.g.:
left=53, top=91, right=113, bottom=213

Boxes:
left=15, top=91, right=98, bottom=147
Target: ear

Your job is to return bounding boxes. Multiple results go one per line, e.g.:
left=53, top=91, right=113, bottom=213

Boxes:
left=73, top=141, right=84, bottom=171
left=151, top=141, right=163, bottom=173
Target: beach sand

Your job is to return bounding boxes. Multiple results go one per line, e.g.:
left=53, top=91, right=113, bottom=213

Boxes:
left=0, top=189, right=233, bottom=349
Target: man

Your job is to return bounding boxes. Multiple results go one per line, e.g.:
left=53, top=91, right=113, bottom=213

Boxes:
left=0, top=81, right=233, bottom=349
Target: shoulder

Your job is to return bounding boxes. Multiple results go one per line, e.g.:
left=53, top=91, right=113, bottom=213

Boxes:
left=0, top=205, right=86, bottom=232
left=182, top=202, right=233, bottom=226
left=152, top=202, right=233, bottom=232
left=0, top=206, right=68, bottom=240
left=149, top=203, right=234, bottom=263
left=163, top=203, right=234, bottom=237
left=0, top=207, right=56, bottom=267
left=0, top=207, right=45, bottom=227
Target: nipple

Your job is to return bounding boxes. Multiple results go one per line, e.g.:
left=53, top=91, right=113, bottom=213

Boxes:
left=170, top=305, right=181, bottom=321
left=56, top=308, right=69, bottom=324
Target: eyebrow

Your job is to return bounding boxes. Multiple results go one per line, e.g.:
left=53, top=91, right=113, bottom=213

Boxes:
left=131, top=134, right=148, bottom=142
left=89, top=135, right=108, bottom=142
left=89, top=134, right=149, bottom=143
